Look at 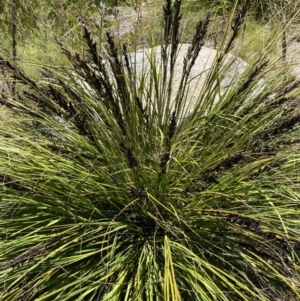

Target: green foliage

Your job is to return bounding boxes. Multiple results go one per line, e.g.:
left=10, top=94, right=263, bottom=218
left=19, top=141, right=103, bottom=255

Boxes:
left=0, top=0, right=97, bottom=44
left=184, top=0, right=300, bottom=21
left=1, top=0, right=300, bottom=300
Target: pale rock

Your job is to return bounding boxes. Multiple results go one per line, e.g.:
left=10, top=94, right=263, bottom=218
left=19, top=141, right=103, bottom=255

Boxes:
left=124, top=43, right=248, bottom=116
left=77, top=44, right=250, bottom=120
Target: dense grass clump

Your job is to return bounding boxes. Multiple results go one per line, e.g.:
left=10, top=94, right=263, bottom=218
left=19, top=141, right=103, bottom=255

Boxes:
left=1, top=0, right=300, bottom=300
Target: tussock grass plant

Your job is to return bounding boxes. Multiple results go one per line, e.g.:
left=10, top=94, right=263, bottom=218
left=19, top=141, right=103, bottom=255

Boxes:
left=1, top=0, right=300, bottom=300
